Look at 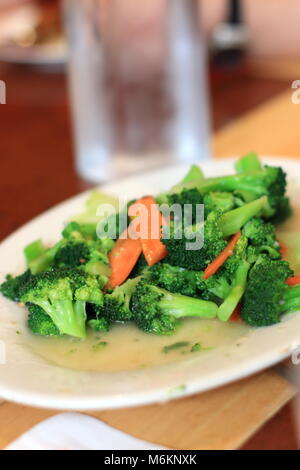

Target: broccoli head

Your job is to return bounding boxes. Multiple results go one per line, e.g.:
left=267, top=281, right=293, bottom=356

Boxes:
left=27, top=303, right=61, bottom=336
left=0, top=269, right=32, bottom=302
left=171, top=164, right=290, bottom=223
left=162, top=210, right=226, bottom=271
left=203, top=192, right=235, bottom=216
left=241, top=257, right=293, bottom=326
left=243, top=218, right=281, bottom=260
left=131, top=279, right=218, bottom=335
left=148, top=263, right=203, bottom=298
left=20, top=268, right=103, bottom=338
left=96, top=277, right=141, bottom=323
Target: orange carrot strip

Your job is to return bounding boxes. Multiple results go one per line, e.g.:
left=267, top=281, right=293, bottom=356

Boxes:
left=203, top=231, right=242, bottom=280
left=230, top=303, right=243, bottom=323
left=108, top=228, right=142, bottom=288
left=286, top=276, right=300, bottom=286
left=279, top=241, right=287, bottom=258
left=129, top=196, right=167, bottom=266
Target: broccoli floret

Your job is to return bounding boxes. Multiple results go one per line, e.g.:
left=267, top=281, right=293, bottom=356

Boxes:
left=54, top=241, right=90, bottom=268
left=156, top=165, right=205, bottom=205
left=241, top=257, right=293, bottom=326
left=169, top=164, right=289, bottom=222
left=53, top=231, right=113, bottom=282
left=162, top=197, right=268, bottom=271
left=198, top=270, right=231, bottom=302
left=27, top=303, right=61, bottom=336
left=162, top=210, right=226, bottom=271
left=148, top=263, right=203, bottom=297
left=96, top=277, right=141, bottom=323
left=131, top=280, right=218, bottom=335
left=242, top=218, right=281, bottom=259
left=166, top=188, right=203, bottom=225
left=203, top=192, right=235, bottom=216
left=0, top=270, right=32, bottom=301
left=20, top=268, right=103, bottom=338
left=88, top=317, right=111, bottom=332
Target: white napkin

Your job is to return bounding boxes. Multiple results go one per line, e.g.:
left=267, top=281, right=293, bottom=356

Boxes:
left=5, top=412, right=167, bottom=450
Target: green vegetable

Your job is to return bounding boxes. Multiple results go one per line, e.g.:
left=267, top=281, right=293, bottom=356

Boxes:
left=21, top=268, right=103, bottom=338
left=235, top=153, right=262, bottom=173
left=92, top=341, right=108, bottom=351
left=95, top=277, right=141, bottom=323
left=131, top=280, right=218, bottom=335
left=162, top=341, right=190, bottom=353
left=243, top=218, right=281, bottom=260
left=191, top=343, right=202, bottom=352
left=27, top=303, right=61, bottom=336
left=203, top=192, right=235, bottom=216
left=148, top=263, right=203, bottom=298
left=241, top=257, right=294, bottom=326
left=162, top=198, right=268, bottom=271
left=0, top=270, right=32, bottom=301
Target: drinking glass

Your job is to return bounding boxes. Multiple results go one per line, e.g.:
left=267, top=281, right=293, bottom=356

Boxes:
left=63, top=0, right=211, bottom=182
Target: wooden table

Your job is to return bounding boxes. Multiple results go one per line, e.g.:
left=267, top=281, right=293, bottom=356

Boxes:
left=0, top=62, right=299, bottom=449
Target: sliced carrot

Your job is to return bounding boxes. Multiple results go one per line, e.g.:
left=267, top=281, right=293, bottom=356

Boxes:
left=286, top=276, right=300, bottom=286
left=203, top=231, right=242, bottom=280
left=279, top=241, right=287, bottom=258
left=230, top=303, right=243, bottom=323
left=108, top=228, right=142, bottom=288
left=129, top=196, right=167, bottom=266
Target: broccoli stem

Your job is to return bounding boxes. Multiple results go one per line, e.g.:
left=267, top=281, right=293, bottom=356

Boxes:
left=282, top=286, right=300, bottom=313
left=24, top=240, right=45, bottom=263
left=159, top=291, right=217, bottom=319
left=235, top=153, right=262, bottom=173
left=179, top=165, right=204, bottom=184
left=181, top=172, right=266, bottom=196
left=217, top=261, right=250, bottom=322
left=29, top=251, right=54, bottom=275
left=36, top=299, right=87, bottom=338
left=220, top=197, right=268, bottom=237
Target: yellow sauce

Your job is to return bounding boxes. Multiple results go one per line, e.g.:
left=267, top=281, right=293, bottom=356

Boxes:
left=29, top=319, right=249, bottom=372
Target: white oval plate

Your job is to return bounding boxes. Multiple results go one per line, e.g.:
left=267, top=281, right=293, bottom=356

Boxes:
left=1, top=157, right=300, bottom=410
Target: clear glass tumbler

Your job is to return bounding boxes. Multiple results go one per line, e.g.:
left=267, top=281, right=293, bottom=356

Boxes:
left=63, top=0, right=211, bottom=183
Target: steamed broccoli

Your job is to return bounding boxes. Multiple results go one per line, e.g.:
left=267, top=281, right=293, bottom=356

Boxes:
left=131, top=280, right=218, bottom=335
left=235, top=153, right=262, bottom=173
left=161, top=164, right=289, bottom=222
left=162, top=197, right=268, bottom=271
left=27, top=303, right=61, bottom=336
left=0, top=270, right=32, bottom=301
left=166, top=188, right=203, bottom=224
left=242, top=218, right=281, bottom=260
left=203, top=192, right=235, bottom=216
left=95, top=277, right=141, bottom=324
left=162, top=210, right=226, bottom=271
left=88, top=316, right=111, bottom=332
left=148, top=263, right=203, bottom=297
left=241, top=257, right=294, bottom=326
left=20, top=268, right=103, bottom=338
left=52, top=222, right=114, bottom=282
left=157, top=165, right=205, bottom=205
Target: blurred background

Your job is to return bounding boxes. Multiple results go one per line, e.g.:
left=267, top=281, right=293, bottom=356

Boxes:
left=0, top=0, right=299, bottom=234
left=0, top=0, right=300, bottom=450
